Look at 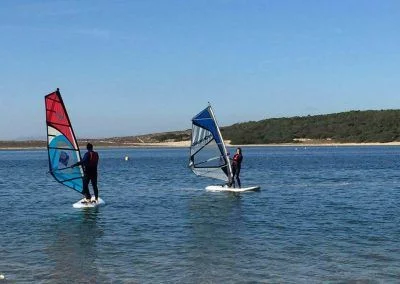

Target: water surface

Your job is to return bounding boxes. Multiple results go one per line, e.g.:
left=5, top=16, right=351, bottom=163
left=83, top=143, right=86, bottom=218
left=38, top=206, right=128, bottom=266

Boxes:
left=0, top=146, right=399, bottom=283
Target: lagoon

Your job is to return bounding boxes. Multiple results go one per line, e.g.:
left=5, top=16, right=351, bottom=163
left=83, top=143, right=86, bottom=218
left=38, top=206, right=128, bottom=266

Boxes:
left=0, top=146, right=399, bottom=283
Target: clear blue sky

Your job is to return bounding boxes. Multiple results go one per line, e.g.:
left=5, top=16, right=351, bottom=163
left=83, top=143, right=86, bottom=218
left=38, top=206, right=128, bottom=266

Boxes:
left=1, top=0, right=399, bottom=140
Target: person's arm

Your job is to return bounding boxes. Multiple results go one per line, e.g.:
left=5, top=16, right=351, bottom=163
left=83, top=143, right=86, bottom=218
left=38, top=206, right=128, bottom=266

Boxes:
left=72, top=153, right=88, bottom=167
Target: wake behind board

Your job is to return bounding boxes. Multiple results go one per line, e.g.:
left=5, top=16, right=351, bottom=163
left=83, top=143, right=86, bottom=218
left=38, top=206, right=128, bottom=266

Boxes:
left=73, top=197, right=105, bottom=208
left=205, top=185, right=260, bottom=192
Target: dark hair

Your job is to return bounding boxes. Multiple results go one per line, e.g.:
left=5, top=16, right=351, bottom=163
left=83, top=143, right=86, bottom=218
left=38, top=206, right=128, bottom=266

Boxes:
left=86, top=143, right=93, bottom=150
left=237, top=147, right=242, bottom=154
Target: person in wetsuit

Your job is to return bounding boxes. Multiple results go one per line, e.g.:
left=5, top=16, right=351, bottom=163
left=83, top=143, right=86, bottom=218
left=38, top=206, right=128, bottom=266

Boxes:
left=231, top=147, right=243, bottom=188
left=72, top=143, right=99, bottom=203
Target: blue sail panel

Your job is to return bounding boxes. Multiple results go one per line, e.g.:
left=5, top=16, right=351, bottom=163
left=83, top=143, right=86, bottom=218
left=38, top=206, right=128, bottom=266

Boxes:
left=192, top=107, right=222, bottom=145
left=48, top=127, right=84, bottom=193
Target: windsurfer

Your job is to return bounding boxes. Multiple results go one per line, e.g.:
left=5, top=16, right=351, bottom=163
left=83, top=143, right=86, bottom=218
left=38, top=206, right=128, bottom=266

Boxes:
left=231, top=147, right=243, bottom=188
left=72, top=143, right=99, bottom=203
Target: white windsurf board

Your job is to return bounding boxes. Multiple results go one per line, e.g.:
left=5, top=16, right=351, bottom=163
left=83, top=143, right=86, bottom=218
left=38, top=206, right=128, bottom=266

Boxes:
left=205, top=185, right=260, bottom=192
left=73, top=197, right=105, bottom=208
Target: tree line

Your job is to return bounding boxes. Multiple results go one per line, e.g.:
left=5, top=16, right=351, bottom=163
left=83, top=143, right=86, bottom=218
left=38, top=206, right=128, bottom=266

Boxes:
left=220, top=110, right=400, bottom=144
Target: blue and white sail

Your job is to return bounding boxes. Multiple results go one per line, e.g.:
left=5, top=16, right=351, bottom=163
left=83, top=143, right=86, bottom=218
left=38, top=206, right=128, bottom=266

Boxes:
left=189, top=104, right=232, bottom=182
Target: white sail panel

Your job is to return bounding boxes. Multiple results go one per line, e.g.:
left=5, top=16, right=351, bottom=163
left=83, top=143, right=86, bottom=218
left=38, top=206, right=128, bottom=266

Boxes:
left=189, top=105, right=231, bottom=183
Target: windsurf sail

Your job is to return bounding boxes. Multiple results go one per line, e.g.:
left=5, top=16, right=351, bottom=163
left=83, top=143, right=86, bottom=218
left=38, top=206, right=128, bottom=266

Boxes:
left=189, top=104, right=232, bottom=183
left=45, top=88, right=84, bottom=193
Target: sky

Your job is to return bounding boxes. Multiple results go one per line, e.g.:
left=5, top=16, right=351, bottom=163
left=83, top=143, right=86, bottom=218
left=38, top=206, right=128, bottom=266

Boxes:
left=0, top=0, right=399, bottom=140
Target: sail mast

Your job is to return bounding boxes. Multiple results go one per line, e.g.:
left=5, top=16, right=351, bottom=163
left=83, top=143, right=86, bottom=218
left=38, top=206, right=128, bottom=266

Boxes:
left=207, top=103, right=233, bottom=180
left=56, top=88, right=81, bottom=157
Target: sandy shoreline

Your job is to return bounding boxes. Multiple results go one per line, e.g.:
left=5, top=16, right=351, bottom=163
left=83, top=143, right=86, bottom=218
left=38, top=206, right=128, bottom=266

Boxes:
left=234, top=142, right=400, bottom=147
left=143, top=141, right=400, bottom=147
left=1, top=140, right=400, bottom=150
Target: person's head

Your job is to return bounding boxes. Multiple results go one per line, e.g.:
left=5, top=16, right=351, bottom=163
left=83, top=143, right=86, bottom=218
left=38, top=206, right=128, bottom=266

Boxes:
left=86, top=143, right=93, bottom=151
left=236, top=147, right=242, bottom=154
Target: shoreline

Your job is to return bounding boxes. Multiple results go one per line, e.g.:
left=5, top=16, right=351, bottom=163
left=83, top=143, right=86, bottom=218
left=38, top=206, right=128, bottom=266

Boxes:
left=233, top=142, right=400, bottom=147
left=1, top=141, right=400, bottom=150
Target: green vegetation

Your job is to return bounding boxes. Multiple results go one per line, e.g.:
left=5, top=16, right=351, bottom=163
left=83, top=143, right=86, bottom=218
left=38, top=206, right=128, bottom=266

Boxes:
left=221, top=110, right=400, bottom=144
left=0, top=140, right=45, bottom=148
left=3, top=110, right=400, bottom=148
left=153, top=132, right=191, bottom=142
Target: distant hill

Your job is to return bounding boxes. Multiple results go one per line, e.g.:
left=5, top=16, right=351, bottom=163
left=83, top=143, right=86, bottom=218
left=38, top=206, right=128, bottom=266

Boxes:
left=0, top=130, right=192, bottom=148
left=2, top=109, right=400, bottom=148
left=90, top=130, right=191, bottom=146
left=221, top=109, right=400, bottom=144
left=67, top=109, right=400, bottom=145
left=0, top=140, right=46, bottom=149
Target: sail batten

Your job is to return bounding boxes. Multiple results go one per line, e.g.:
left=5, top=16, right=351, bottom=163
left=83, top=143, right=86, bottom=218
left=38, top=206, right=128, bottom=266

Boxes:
left=189, top=105, right=232, bottom=182
left=45, top=89, right=84, bottom=194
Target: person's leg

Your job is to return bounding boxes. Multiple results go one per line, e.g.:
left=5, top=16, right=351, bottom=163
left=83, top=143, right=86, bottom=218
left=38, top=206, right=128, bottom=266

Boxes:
left=91, top=173, right=98, bottom=200
left=231, top=166, right=236, bottom=188
left=82, top=176, right=91, bottom=200
left=236, top=167, right=241, bottom=188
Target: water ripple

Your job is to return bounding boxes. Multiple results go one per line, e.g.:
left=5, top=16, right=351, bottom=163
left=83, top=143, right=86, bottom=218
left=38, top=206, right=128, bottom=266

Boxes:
left=0, top=147, right=400, bottom=282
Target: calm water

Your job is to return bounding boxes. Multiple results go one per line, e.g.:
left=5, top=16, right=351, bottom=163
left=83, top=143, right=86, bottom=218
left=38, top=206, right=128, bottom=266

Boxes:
left=0, top=146, right=400, bottom=283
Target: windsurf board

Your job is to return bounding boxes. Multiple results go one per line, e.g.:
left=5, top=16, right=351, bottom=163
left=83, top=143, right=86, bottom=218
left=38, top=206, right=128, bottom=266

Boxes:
left=205, top=185, right=260, bottom=192
left=73, top=197, right=105, bottom=208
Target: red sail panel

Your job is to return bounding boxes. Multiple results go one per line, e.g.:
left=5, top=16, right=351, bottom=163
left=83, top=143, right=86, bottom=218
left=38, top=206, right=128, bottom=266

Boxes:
left=45, top=90, right=76, bottom=147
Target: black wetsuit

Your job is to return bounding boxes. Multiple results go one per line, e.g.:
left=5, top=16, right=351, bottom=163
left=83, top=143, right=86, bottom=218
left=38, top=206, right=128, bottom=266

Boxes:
left=232, top=153, right=243, bottom=188
left=77, top=150, right=99, bottom=199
